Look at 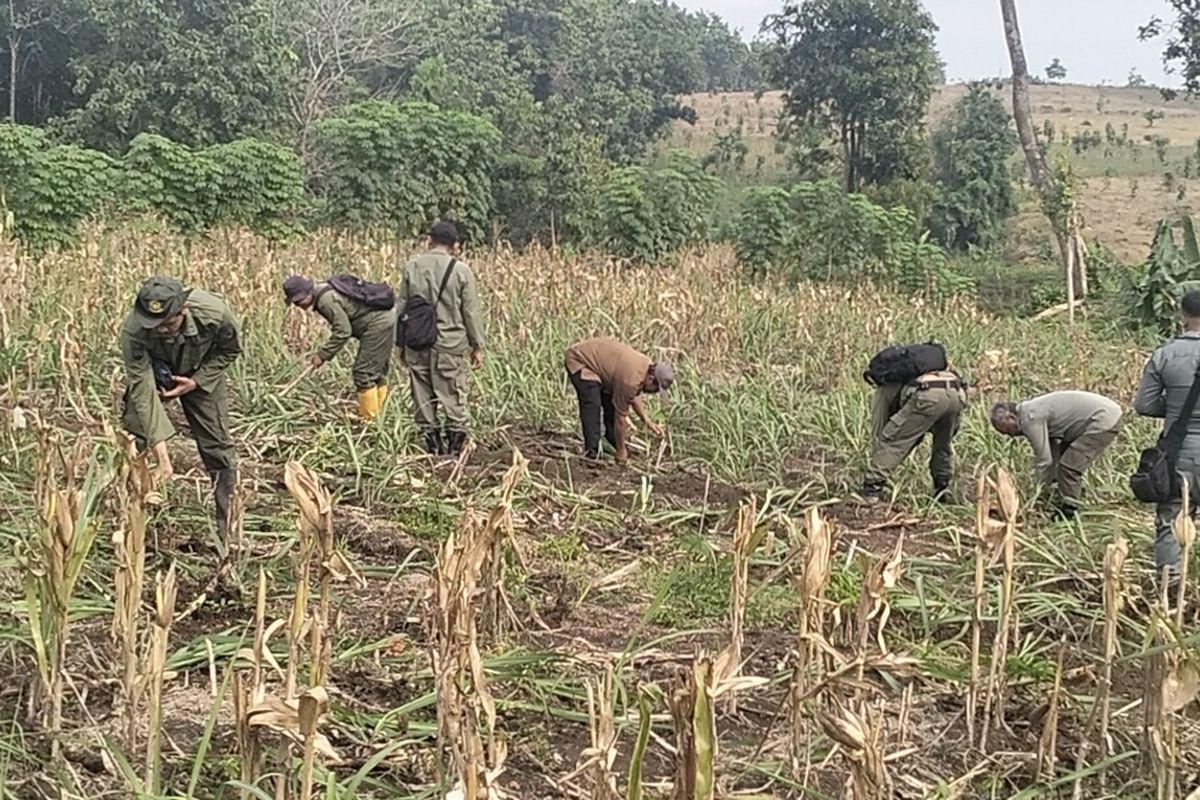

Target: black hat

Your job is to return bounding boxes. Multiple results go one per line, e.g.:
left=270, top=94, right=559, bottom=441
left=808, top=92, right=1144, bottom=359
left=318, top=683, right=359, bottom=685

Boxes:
left=133, top=276, right=191, bottom=329
left=429, top=220, right=459, bottom=246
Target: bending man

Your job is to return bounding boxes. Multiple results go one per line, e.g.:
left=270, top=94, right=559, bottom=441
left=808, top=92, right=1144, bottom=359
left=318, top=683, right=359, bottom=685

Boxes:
left=121, top=276, right=240, bottom=542
left=564, top=337, right=672, bottom=463
left=282, top=274, right=395, bottom=420
left=990, top=391, right=1122, bottom=517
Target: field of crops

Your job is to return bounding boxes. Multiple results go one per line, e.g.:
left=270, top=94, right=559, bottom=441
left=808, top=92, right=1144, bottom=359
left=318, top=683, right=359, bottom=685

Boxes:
left=1, top=227, right=1198, bottom=799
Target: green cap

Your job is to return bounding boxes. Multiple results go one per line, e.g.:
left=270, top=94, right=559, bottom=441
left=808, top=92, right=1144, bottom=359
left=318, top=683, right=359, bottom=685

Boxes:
left=133, top=276, right=192, bottom=329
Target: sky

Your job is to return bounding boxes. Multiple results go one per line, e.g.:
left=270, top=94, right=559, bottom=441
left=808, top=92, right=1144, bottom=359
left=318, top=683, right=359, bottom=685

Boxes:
left=677, top=0, right=1179, bottom=88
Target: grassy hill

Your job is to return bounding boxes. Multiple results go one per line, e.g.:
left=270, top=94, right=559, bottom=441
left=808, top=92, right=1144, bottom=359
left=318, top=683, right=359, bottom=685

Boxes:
left=671, top=83, right=1200, bottom=263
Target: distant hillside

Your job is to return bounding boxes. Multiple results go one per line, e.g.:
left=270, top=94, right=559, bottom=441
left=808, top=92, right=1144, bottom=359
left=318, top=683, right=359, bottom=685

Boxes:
left=672, top=83, right=1200, bottom=263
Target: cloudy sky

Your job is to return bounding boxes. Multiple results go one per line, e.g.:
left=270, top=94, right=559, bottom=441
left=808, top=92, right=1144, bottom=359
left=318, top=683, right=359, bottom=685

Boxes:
left=677, top=0, right=1178, bottom=87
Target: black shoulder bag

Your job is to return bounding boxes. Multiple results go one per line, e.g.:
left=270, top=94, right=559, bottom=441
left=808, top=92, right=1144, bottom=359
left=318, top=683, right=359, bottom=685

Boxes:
left=397, top=258, right=457, bottom=351
left=1130, top=365, right=1200, bottom=503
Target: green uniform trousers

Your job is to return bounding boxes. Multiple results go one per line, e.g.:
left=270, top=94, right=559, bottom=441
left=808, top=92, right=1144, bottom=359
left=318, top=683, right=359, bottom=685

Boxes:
left=351, top=314, right=395, bottom=390
left=1046, top=424, right=1121, bottom=507
left=405, top=348, right=468, bottom=434
left=865, top=383, right=965, bottom=486
left=122, top=375, right=236, bottom=472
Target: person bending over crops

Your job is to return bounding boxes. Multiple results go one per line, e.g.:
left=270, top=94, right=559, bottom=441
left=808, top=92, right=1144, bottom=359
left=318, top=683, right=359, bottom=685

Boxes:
left=989, top=391, right=1122, bottom=519
left=396, top=221, right=485, bottom=456
left=120, top=276, right=240, bottom=543
left=859, top=342, right=966, bottom=503
left=282, top=273, right=396, bottom=421
left=563, top=337, right=673, bottom=463
left=1133, top=289, right=1200, bottom=587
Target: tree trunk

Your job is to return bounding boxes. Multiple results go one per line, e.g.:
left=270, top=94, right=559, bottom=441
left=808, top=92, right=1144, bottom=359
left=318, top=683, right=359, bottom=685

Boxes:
left=999, top=0, right=1085, bottom=319
left=7, top=34, right=16, bottom=122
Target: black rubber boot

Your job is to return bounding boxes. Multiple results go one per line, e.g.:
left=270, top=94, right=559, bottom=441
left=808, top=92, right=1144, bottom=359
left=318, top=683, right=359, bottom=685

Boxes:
left=446, top=429, right=467, bottom=457
left=859, top=481, right=885, bottom=501
left=211, top=468, right=238, bottom=545
left=932, top=480, right=952, bottom=505
left=1051, top=501, right=1079, bottom=521
left=424, top=429, right=444, bottom=455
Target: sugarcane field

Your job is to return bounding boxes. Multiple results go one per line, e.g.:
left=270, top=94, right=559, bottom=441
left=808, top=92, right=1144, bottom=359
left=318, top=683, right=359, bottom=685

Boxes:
left=5, top=0, right=1200, bottom=798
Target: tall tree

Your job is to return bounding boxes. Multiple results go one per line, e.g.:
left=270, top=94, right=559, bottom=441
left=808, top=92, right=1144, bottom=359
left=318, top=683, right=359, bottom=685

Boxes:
left=765, top=0, right=940, bottom=193
left=1000, top=0, right=1087, bottom=317
left=61, top=0, right=293, bottom=151
left=1141, top=2, right=1200, bottom=98
left=1044, top=57, right=1067, bottom=82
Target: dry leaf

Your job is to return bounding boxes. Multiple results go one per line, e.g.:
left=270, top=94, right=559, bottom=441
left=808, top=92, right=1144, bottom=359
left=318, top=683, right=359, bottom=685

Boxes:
left=1163, top=660, right=1200, bottom=713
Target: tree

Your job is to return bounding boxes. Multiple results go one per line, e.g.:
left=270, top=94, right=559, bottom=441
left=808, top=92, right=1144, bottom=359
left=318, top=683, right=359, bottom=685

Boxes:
left=930, top=83, right=1017, bottom=250
left=1000, top=0, right=1087, bottom=319
left=1044, top=57, right=1067, bottom=82
left=59, top=0, right=294, bottom=151
left=765, top=0, right=940, bottom=193
left=0, top=0, right=76, bottom=124
left=1127, top=68, right=1148, bottom=88
left=1141, top=3, right=1200, bottom=98
left=279, top=0, right=421, bottom=161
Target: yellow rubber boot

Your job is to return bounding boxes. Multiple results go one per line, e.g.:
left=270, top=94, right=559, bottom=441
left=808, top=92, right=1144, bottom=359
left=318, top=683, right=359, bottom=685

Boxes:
left=356, top=388, right=380, bottom=421
left=376, top=383, right=389, bottom=405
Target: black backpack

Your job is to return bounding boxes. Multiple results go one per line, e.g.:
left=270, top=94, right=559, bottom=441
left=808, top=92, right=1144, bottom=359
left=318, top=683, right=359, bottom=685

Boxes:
left=326, top=273, right=395, bottom=310
left=397, top=258, right=457, bottom=351
left=863, top=342, right=948, bottom=387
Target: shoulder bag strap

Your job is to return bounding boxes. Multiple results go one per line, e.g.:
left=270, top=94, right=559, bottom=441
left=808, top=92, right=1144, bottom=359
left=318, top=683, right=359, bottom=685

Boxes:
left=429, top=257, right=457, bottom=306
left=1163, top=363, right=1200, bottom=457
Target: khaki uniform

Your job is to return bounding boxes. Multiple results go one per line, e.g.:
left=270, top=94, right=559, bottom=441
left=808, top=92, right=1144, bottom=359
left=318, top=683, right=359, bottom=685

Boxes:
left=398, top=249, right=485, bottom=435
left=1134, top=331, right=1200, bottom=576
left=121, top=289, right=240, bottom=472
left=865, top=373, right=966, bottom=489
left=313, top=285, right=394, bottom=390
left=1016, top=391, right=1122, bottom=508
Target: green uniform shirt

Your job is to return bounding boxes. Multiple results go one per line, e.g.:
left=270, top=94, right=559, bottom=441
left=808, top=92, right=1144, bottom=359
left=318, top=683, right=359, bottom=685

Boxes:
left=398, top=249, right=485, bottom=355
left=1134, top=331, right=1200, bottom=440
left=1017, top=390, right=1122, bottom=484
left=312, top=285, right=396, bottom=362
left=120, top=289, right=240, bottom=446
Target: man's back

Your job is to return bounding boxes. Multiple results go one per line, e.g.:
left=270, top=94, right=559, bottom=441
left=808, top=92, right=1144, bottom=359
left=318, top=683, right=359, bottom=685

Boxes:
left=1019, top=390, right=1122, bottom=442
left=400, top=250, right=484, bottom=355
left=1135, top=332, right=1200, bottom=437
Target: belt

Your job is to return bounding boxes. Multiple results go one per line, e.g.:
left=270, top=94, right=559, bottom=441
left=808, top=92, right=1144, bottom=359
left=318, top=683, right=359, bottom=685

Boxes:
left=912, top=379, right=963, bottom=391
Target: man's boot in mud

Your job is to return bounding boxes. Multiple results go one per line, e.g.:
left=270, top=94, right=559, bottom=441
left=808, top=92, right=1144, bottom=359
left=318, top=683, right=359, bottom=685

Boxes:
left=424, top=429, right=444, bottom=455
left=446, top=429, right=467, bottom=457
left=858, top=481, right=885, bottom=504
left=932, top=479, right=952, bottom=505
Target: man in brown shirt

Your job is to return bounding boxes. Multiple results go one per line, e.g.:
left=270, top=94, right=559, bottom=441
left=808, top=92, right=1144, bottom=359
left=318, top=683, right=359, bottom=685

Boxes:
left=564, top=337, right=673, bottom=462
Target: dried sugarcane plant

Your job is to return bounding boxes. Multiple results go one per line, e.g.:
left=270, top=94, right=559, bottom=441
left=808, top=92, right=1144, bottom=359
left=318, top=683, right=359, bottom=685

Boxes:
left=1035, top=638, right=1066, bottom=783
left=111, top=431, right=154, bottom=750
left=853, top=535, right=904, bottom=688
left=22, top=426, right=113, bottom=763
left=563, top=663, right=618, bottom=800
left=725, top=496, right=757, bottom=715
left=144, top=564, right=178, bottom=795
left=429, top=504, right=506, bottom=798
left=480, top=449, right=529, bottom=637
left=971, top=467, right=1019, bottom=752
left=1098, top=537, right=1128, bottom=792
left=668, top=654, right=716, bottom=800
left=818, top=699, right=890, bottom=800
left=790, top=507, right=833, bottom=777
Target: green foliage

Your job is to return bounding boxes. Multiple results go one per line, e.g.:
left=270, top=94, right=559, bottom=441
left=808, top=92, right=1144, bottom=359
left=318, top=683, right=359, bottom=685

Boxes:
left=310, top=101, right=501, bottom=240
left=765, top=0, right=939, bottom=192
left=930, top=83, right=1018, bottom=251
left=594, top=151, right=720, bottom=261
left=734, top=186, right=794, bottom=278
left=1122, top=214, right=1200, bottom=334
left=60, top=0, right=293, bottom=150
left=0, top=124, right=113, bottom=251
left=1044, top=58, right=1067, bottom=82
left=734, top=180, right=971, bottom=299
left=207, top=140, right=306, bottom=240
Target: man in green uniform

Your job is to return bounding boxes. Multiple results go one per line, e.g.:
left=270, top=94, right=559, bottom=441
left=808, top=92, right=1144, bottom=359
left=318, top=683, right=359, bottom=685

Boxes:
left=563, top=337, right=672, bottom=463
left=397, top=221, right=485, bottom=456
left=282, top=274, right=395, bottom=420
left=121, top=276, right=240, bottom=541
left=990, top=391, right=1123, bottom=517
left=860, top=368, right=967, bottom=502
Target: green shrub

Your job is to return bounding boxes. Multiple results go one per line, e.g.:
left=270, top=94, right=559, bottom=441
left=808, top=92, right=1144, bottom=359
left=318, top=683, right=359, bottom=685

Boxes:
left=733, top=186, right=794, bottom=277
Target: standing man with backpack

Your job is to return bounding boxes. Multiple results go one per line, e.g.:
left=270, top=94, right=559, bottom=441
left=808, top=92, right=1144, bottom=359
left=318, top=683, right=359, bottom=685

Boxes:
left=859, top=342, right=967, bottom=503
left=1132, top=289, right=1200, bottom=589
left=396, top=221, right=485, bottom=456
left=281, top=273, right=396, bottom=420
